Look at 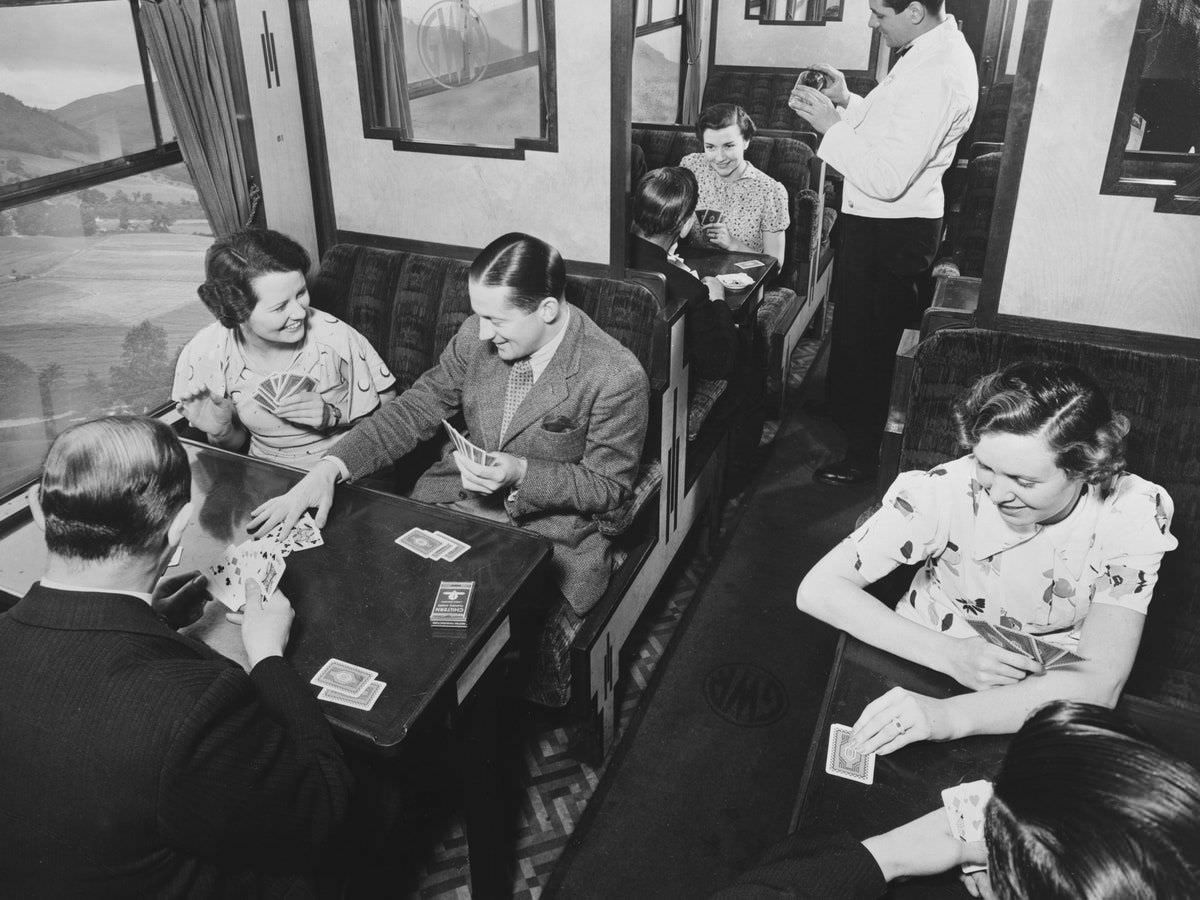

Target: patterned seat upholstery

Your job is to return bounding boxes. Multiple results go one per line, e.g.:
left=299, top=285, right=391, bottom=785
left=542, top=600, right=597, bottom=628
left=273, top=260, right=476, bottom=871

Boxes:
left=936, top=149, right=1003, bottom=279
left=309, top=243, right=669, bottom=528
left=701, top=68, right=877, bottom=132
left=894, top=328, right=1200, bottom=712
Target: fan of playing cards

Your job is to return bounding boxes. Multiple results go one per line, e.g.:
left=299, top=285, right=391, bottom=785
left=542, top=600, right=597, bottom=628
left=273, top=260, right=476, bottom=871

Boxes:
left=204, top=512, right=324, bottom=612
left=253, top=373, right=317, bottom=415
left=966, top=619, right=1085, bottom=670
left=442, top=419, right=494, bottom=466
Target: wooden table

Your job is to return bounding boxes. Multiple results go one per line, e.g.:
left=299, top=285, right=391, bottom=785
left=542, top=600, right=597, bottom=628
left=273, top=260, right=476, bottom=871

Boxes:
left=679, top=247, right=778, bottom=319
left=0, top=439, right=552, bottom=897
left=790, top=634, right=1200, bottom=897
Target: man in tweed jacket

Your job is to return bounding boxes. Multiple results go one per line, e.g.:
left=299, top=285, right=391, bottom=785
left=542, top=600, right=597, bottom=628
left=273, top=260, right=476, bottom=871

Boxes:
left=0, top=416, right=351, bottom=897
left=252, top=234, right=650, bottom=704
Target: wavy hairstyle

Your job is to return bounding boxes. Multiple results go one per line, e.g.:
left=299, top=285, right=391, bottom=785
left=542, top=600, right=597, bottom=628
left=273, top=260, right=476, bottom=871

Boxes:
left=469, top=232, right=566, bottom=314
left=952, top=361, right=1129, bottom=491
left=39, top=416, right=190, bottom=561
left=695, top=103, right=757, bottom=142
left=197, top=228, right=311, bottom=329
left=632, top=166, right=699, bottom=240
left=986, top=701, right=1200, bottom=899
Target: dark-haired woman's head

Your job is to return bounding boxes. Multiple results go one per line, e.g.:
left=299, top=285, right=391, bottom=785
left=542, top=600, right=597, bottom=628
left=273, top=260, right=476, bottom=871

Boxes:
left=632, top=167, right=699, bottom=241
left=697, top=104, right=756, bottom=180
left=198, top=228, right=312, bottom=347
left=985, top=700, right=1200, bottom=899
left=469, top=232, right=567, bottom=363
left=953, top=361, right=1129, bottom=526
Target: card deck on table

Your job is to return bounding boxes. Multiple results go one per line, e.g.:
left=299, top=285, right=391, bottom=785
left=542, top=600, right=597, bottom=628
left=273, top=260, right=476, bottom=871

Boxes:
left=825, top=723, right=875, bottom=785
left=430, top=581, right=474, bottom=627
left=734, top=259, right=766, bottom=269
left=318, top=679, right=386, bottom=711
left=311, top=658, right=379, bottom=698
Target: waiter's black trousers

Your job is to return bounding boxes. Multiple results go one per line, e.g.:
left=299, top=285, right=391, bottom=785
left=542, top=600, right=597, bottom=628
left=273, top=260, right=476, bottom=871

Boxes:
left=827, top=213, right=942, bottom=466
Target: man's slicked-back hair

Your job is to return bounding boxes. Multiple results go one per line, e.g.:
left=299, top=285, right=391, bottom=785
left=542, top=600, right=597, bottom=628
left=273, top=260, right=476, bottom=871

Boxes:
left=985, top=701, right=1200, bottom=900
left=470, top=232, right=567, bottom=314
left=881, top=0, right=945, bottom=13
left=632, top=166, right=699, bottom=239
left=40, top=416, right=191, bottom=561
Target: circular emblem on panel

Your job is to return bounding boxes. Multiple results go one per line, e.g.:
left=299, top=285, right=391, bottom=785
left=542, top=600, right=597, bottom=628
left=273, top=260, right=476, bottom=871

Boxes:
left=704, top=663, right=788, bottom=727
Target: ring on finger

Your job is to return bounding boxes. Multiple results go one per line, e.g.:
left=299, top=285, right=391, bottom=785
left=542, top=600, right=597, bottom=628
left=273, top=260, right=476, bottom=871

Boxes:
left=892, top=716, right=912, bottom=735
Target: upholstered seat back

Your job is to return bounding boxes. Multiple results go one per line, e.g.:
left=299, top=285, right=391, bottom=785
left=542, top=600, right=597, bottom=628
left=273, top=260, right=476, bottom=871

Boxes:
left=896, top=328, right=1200, bottom=711
left=701, top=68, right=876, bottom=131
left=631, top=126, right=818, bottom=294
left=310, top=244, right=668, bottom=393
left=950, top=150, right=1002, bottom=278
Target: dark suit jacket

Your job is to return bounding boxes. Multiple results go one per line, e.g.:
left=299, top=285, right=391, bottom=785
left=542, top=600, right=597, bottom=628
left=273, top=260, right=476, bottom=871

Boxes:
left=331, top=305, right=650, bottom=615
left=0, top=585, right=352, bottom=898
left=630, top=235, right=738, bottom=383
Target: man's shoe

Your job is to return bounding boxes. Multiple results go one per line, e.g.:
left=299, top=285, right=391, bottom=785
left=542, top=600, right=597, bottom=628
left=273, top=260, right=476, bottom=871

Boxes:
left=813, top=459, right=876, bottom=486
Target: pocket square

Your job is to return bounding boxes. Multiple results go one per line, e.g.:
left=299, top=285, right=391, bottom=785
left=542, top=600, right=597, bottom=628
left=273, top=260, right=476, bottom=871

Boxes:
left=541, top=415, right=578, bottom=433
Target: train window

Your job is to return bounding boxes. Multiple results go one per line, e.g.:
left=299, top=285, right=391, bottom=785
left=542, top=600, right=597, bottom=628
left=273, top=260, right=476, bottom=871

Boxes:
left=1102, top=0, right=1200, bottom=214
left=746, top=0, right=844, bottom=25
left=0, top=1, right=208, bottom=498
left=633, top=13, right=685, bottom=124
left=348, top=0, right=558, bottom=158
left=637, top=0, right=685, bottom=29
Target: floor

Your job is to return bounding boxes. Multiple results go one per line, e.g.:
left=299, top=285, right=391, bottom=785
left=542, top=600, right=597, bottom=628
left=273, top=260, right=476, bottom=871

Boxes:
left=396, top=332, right=837, bottom=899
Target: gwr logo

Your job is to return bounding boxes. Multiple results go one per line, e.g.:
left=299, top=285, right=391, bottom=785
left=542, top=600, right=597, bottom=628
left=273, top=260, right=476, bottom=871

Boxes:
left=704, top=664, right=788, bottom=727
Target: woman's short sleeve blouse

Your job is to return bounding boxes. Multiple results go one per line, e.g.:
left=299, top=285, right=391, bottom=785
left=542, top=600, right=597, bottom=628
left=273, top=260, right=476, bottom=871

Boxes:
left=680, top=153, right=790, bottom=253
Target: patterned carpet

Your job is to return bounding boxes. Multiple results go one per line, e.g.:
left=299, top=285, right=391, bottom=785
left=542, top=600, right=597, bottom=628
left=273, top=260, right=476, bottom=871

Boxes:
left=408, top=331, right=828, bottom=899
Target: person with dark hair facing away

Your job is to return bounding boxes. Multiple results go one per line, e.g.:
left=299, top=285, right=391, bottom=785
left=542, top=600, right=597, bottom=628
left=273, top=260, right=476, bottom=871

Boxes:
left=251, top=233, right=650, bottom=706
left=796, top=361, right=1177, bottom=755
left=681, top=103, right=790, bottom=268
left=630, top=166, right=739, bottom=382
left=0, top=416, right=352, bottom=897
left=789, top=0, right=978, bottom=485
left=714, top=700, right=1200, bottom=898
left=174, top=227, right=395, bottom=470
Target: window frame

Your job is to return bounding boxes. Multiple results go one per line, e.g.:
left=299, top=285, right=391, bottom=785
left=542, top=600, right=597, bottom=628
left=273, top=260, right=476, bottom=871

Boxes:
left=745, top=0, right=844, bottom=25
left=632, top=0, right=688, bottom=125
left=348, top=0, right=559, bottom=160
left=0, top=0, right=202, bottom=525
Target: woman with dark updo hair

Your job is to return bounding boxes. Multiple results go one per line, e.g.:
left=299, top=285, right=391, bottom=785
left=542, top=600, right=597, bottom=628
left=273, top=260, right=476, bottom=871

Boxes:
left=796, top=361, right=1177, bottom=755
left=172, top=228, right=395, bottom=469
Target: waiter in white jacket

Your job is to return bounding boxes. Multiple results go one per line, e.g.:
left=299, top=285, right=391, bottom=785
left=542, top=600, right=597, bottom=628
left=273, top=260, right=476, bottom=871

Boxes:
left=789, top=0, right=977, bottom=486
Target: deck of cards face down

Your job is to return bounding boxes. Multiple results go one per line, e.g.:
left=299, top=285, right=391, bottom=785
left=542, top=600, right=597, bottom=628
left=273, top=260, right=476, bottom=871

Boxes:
left=253, top=373, right=316, bottom=415
left=311, top=658, right=386, bottom=710
left=966, top=618, right=1085, bottom=670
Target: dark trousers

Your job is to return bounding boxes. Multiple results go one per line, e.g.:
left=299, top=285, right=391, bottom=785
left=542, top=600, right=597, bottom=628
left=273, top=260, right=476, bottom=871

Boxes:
left=827, top=213, right=943, bottom=466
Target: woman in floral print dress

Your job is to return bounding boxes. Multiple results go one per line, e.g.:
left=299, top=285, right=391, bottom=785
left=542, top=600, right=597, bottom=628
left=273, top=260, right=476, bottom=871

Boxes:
left=796, top=361, right=1177, bottom=756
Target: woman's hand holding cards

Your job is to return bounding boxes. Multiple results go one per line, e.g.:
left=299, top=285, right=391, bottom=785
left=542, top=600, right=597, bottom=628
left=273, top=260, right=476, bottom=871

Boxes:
left=703, top=221, right=735, bottom=251
left=271, top=390, right=328, bottom=429
left=946, top=635, right=1043, bottom=691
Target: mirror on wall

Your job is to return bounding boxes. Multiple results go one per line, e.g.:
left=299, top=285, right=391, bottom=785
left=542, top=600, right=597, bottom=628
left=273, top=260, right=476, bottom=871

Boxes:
left=745, top=0, right=843, bottom=25
left=1102, top=0, right=1200, bottom=214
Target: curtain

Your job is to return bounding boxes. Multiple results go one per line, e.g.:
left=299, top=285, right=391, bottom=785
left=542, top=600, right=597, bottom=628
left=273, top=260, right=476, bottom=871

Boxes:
left=374, top=0, right=413, bottom=135
left=681, top=0, right=704, bottom=125
left=139, top=0, right=251, bottom=236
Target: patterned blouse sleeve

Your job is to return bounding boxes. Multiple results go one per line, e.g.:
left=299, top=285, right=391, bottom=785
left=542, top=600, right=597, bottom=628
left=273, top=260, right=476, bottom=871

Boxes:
left=171, top=325, right=226, bottom=402
left=340, top=321, right=396, bottom=423
left=761, top=178, right=790, bottom=233
left=1088, top=480, right=1178, bottom=615
left=846, top=468, right=952, bottom=583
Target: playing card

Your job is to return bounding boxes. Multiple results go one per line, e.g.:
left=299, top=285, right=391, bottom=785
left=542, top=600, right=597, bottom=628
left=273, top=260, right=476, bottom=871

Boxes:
left=443, top=419, right=494, bottom=467
left=242, top=538, right=285, bottom=596
left=703, top=209, right=723, bottom=226
left=430, top=531, right=470, bottom=561
left=276, top=512, right=324, bottom=554
left=825, top=723, right=874, bottom=785
left=396, top=527, right=443, bottom=558
left=206, top=544, right=247, bottom=611
left=734, top=259, right=765, bottom=269
left=253, top=383, right=279, bottom=413
left=997, top=626, right=1041, bottom=663
left=941, top=780, right=992, bottom=842
left=168, top=545, right=183, bottom=567
left=966, top=618, right=1022, bottom=654
left=1043, top=645, right=1085, bottom=669
left=311, top=658, right=379, bottom=698
left=318, top=679, right=386, bottom=710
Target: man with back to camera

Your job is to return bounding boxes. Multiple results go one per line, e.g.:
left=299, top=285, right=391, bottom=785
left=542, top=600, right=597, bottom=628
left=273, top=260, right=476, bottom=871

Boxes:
left=789, top=0, right=978, bottom=485
left=0, top=415, right=352, bottom=897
